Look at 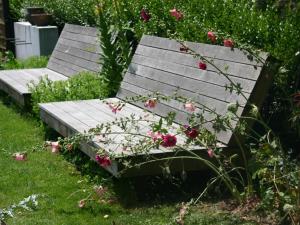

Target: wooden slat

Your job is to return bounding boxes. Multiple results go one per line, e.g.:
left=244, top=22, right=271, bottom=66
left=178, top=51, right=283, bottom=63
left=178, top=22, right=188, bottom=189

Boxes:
left=49, top=57, right=86, bottom=74
left=121, top=71, right=248, bottom=105
left=0, top=77, right=27, bottom=105
left=134, top=47, right=262, bottom=81
left=0, top=69, right=61, bottom=92
left=128, top=61, right=255, bottom=94
left=55, top=43, right=100, bottom=63
left=55, top=38, right=101, bottom=54
left=117, top=86, right=240, bottom=144
left=118, top=80, right=244, bottom=116
left=140, top=35, right=269, bottom=66
left=46, top=24, right=101, bottom=76
left=63, top=24, right=98, bottom=37
left=0, top=71, right=31, bottom=93
left=60, top=30, right=98, bottom=45
left=128, top=62, right=255, bottom=95
left=47, top=59, right=81, bottom=77
left=50, top=51, right=100, bottom=72
left=40, top=68, right=69, bottom=80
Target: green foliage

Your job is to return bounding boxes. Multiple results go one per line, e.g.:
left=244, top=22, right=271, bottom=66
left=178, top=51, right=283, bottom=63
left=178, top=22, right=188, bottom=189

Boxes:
left=10, top=0, right=300, bottom=127
left=0, top=51, right=48, bottom=70
left=96, top=4, right=127, bottom=97
left=29, top=72, right=109, bottom=117
left=11, top=0, right=98, bottom=26
left=249, top=133, right=300, bottom=223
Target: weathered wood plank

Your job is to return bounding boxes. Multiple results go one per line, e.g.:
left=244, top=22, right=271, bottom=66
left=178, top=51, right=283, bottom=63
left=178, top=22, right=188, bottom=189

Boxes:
left=117, top=87, right=240, bottom=144
left=140, top=35, right=269, bottom=66
left=51, top=56, right=87, bottom=76
left=39, top=68, right=69, bottom=81
left=55, top=37, right=101, bottom=54
left=0, top=68, right=69, bottom=105
left=63, top=24, right=98, bottom=37
left=122, top=71, right=248, bottom=105
left=132, top=51, right=261, bottom=82
left=128, top=62, right=255, bottom=94
left=51, top=50, right=100, bottom=72
left=0, top=71, right=30, bottom=93
left=55, top=43, right=100, bottom=63
left=60, top=30, right=98, bottom=45
left=0, top=77, right=27, bottom=105
left=118, top=81, right=244, bottom=116
left=47, top=59, right=81, bottom=77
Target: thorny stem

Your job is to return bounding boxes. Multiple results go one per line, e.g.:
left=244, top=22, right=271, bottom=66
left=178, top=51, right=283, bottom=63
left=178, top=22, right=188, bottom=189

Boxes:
left=177, top=41, right=248, bottom=101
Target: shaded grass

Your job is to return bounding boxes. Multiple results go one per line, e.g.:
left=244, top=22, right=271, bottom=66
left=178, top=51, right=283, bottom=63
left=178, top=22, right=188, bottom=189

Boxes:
left=0, top=97, right=258, bottom=225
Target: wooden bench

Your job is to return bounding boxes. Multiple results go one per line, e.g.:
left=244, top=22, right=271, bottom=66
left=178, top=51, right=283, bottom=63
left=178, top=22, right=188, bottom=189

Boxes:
left=0, top=24, right=100, bottom=106
left=39, top=35, right=276, bottom=176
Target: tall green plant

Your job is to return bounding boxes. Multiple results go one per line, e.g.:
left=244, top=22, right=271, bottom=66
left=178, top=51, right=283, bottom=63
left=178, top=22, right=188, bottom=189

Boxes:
left=95, top=3, right=130, bottom=97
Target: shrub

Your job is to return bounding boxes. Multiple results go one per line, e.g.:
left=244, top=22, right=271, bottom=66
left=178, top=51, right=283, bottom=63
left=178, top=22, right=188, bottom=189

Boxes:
left=29, top=72, right=109, bottom=117
left=11, top=0, right=98, bottom=26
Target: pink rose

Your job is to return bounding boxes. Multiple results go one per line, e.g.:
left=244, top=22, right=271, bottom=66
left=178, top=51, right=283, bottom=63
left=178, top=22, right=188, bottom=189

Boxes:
left=78, top=199, right=86, bottom=208
left=13, top=152, right=27, bottom=161
left=198, top=61, right=207, bottom=70
left=107, top=102, right=123, bottom=114
left=95, top=155, right=112, bottom=167
left=147, top=131, right=163, bottom=142
left=170, top=8, right=183, bottom=21
left=144, top=98, right=157, bottom=108
left=223, top=39, right=234, bottom=48
left=51, top=141, right=60, bottom=153
left=140, top=8, right=151, bottom=22
left=207, top=148, right=214, bottom=158
left=161, top=134, right=177, bottom=147
left=184, top=102, right=196, bottom=112
left=207, top=31, right=216, bottom=43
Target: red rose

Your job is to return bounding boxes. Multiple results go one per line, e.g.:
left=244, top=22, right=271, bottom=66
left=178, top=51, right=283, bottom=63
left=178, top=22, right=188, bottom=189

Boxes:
left=161, top=134, right=177, bottom=147
left=293, top=92, right=300, bottom=107
left=170, top=8, right=183, bottom=21
left=140, top=9, right=151, bottom=22
left=184, top=126, right=199, bottom=139
left=95, top=155, right=112, bottom=167
left=207, top=31, right=216, bottom=43
left=223, top=39, right=234, bottom=48
left=198, top=61, right=207, bottom=70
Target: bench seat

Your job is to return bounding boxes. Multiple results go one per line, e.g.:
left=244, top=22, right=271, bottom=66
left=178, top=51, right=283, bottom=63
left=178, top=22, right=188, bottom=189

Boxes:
left=40, top=98, right=226, bottom=176
left=0, top=68, right=67, bottom=105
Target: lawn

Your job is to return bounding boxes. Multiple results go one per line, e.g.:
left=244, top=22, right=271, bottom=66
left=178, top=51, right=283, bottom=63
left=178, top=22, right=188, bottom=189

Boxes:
left=0, top=95, right=257, bottom=225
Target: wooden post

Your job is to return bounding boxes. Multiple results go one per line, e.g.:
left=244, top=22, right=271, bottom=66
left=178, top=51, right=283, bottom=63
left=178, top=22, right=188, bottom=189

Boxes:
left=0, top=0, right=6, bottom=51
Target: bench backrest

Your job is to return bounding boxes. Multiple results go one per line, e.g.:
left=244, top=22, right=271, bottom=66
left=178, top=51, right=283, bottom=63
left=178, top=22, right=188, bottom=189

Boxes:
left=117, top=35, right=274, bottom=146
left=47, top=24, right=101, bottom=77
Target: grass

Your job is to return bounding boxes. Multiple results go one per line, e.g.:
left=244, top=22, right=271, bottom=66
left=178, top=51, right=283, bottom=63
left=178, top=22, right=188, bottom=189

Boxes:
left=0, top=95, right=258, bottom=225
